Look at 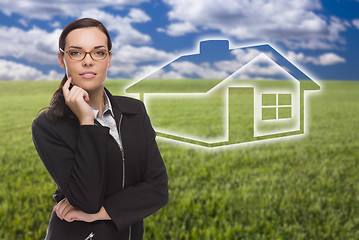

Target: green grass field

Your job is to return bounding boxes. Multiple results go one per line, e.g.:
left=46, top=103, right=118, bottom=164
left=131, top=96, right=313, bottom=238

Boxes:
left=0, top=80, right=358, bottom=239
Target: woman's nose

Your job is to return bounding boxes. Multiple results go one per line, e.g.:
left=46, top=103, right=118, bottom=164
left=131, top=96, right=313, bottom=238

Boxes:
left=82, top=53, right=94, bottom=66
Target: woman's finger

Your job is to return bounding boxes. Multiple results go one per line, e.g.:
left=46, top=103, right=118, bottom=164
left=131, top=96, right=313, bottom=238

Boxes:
left=54, top=198, right=66, bottom=212
left=62, top=203, right=75, bottom=219
left=67, top=86, right=90, bottom=106
left=83, top=90, right=90, bottom=102
left=63, top=209, right=79, bottom=222
left=62, top=76, right=72, bottom=97
left=65, top=85, right=81, bottom=103
left=55, top=198, right=73, bottom=220
left=59, top=199, right=72, bottom=216
left=60, top=79, right=94, bottom=124
left=70, top=86, right=85, bottom=103
left=55, top=199, right=67, bottom=219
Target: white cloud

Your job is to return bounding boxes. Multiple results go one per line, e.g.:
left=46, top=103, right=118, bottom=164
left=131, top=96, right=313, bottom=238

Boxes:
left=142, top=48, right=274, bottom=80
left=143, top=68, right=184, bottom=80
left=109, top=45, right=176, bottom=78
left=287, top=51, right=313, bottom=63
left=287, top=51, right=346, bottom=66
left=0, top=8, right=155, bottom=67
left=0, top=1, right=153, bottom=49
left=230, top=49, right=262, bottom=65
left=132, top=65, right=165, bottom=80
left=109, top=41, right=345, bottom=80
left=170, top=61, right=228, bottom=79
left=50, top=21, right=61, bottom=28
left=109, top=63, right=137, bottom=77
left=282, top=38, right=334, bottom=50
left=352, top=19, right=359, bottom=29
left=0, top=0, right=149, bottom=20
left=162, top=0, right=348, bottom=50
left=315, top=53, right=346, bottom=65
left=0, top=7, right=177, bottom=80
left=0, top=26, right=61, bottom=65
left=326, top=16, right=350, bottom=44
left=0, top=59, right=62, bottom=80
left=114, top=45, right=176, bottom=64
left=18, top=19, right=28, bottom=27
left=80, top=9, right=151, bottom=46
left=127, top=8, right=151, bottom=23
left=237, top=62, right=284, bottom=77
left=227, top=53, right=287, bottom=79
left=1, top=0, right=350, bottom=82
left=165, top=22, right=198, bottom=36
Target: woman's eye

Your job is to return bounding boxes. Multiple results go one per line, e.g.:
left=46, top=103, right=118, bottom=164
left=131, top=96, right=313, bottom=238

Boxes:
left=69, top=51, right=81, bottom=56
left=94, top=50, right=106, bottom=56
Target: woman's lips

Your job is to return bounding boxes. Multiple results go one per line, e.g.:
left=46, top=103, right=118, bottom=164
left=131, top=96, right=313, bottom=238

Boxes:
left=79, top=72, right=97, bottom=79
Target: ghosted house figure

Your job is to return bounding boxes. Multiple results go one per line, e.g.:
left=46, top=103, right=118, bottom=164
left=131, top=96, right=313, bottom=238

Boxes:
left=126, top=40, right=320, bottom=147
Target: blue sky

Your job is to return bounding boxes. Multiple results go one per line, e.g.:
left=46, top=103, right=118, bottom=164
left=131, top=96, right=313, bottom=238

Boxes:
left=0, top=0, right=358, bottom=81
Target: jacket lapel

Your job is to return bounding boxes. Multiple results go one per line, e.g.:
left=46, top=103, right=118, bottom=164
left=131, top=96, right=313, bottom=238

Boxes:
left=104, top=88, right=139, bottom=128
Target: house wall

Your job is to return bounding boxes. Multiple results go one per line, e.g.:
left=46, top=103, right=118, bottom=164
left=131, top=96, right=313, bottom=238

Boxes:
left=216, top=78, right=301, bottom=139
left=143, top=91, right=228, bottom=143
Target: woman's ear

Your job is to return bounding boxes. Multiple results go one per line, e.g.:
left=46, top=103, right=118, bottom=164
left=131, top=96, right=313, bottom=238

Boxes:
left=107, top=51, right=112, bottom=69
left=58, top=52, right=66, bottom=69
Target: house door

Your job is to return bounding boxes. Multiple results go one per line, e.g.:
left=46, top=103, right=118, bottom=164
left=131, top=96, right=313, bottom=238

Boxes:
left=228, top=87, right=255, bottom=143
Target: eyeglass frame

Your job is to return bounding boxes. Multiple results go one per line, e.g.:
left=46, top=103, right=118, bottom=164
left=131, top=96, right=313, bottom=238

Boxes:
left=59, top=47, right=112, bottom=61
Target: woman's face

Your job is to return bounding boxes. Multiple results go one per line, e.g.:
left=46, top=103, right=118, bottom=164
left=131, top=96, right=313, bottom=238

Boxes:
left=58, top=27, right=112, bottom=92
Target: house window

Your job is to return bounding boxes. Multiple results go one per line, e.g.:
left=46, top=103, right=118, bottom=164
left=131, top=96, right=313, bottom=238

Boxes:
left=262, top=93, right=292, bottom=120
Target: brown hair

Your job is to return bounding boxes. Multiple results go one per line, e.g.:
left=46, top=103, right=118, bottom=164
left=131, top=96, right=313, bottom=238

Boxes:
left=46, top=18, right=112, bottom=123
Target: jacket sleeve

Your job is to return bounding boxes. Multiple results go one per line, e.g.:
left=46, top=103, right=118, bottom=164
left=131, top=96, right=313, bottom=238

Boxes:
left=103, top=102, right=168, bottom=231
left=32, top=115, right=110, bottom=213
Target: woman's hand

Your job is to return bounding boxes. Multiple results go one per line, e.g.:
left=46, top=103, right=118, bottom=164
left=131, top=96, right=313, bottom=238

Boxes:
left=53, top=198, right=111, bottom=222
left=62, top=76, right=94, bottom=125
left=60, top=208, right=95, bottom=223
left=53, top=198, right=78, bottom=221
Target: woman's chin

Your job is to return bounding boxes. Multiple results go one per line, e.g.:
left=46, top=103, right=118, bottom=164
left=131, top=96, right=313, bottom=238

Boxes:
left=72, top=79, right=104, bottom=92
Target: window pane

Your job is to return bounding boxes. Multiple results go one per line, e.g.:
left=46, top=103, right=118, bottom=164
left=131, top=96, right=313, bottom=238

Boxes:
left=262, top=94, right=276, bottom=106
left=278, top=107, right=291, bottom=119
left=262, top=107, right=276, bottom=120
left=278, top=94, right=291, bottom=105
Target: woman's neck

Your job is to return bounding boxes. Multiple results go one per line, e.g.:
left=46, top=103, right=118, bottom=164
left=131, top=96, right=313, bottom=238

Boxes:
left=88, top=86, right=105, bottom=117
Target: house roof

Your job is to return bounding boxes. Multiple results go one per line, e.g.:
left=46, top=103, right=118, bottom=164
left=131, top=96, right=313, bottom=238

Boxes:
left=126, top=40, right=320, bottom=93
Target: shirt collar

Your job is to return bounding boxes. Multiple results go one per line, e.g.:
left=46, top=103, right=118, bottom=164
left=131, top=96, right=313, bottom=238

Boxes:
left=90, top=90, right=115, bottom=119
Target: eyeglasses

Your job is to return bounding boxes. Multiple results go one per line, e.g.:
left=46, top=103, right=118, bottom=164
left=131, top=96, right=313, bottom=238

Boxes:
left=59, top=48, right=111, bottom=61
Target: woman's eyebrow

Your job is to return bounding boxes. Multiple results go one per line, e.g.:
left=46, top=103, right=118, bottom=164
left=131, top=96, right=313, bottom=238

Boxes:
left=68, top=46, right=82, bottom=49
left=68, top=45, right=107, bottom=49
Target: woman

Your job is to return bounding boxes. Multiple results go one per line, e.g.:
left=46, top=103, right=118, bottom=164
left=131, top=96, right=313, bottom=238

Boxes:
left=32, top=18, right=168, bottom=240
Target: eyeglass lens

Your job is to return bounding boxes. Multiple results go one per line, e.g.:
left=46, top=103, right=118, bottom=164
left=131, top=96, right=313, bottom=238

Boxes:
left=67, top=49, right=108, bottom=60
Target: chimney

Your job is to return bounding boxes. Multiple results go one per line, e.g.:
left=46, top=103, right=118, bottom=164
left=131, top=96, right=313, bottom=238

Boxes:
left=200, top=40, right=229, bottom=55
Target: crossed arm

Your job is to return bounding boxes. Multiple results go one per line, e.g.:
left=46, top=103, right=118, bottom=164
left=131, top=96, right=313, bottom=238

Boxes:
left=54, top=77, right=108, bottom=222
left=53, top=198, right=110, bottom=222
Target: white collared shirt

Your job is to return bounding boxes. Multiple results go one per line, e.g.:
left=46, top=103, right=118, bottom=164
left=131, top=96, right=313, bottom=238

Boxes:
left=90, top=91, right=122, bottom=148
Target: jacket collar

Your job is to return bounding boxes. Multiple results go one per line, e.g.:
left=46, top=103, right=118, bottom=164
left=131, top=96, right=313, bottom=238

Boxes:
left=104, top=87, right=139, bottom=116
left=44, top=88, right=139, bottom=146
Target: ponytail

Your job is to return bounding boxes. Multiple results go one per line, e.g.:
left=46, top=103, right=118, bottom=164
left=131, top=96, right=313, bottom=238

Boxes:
left=45, top=74, right=77, bottom=123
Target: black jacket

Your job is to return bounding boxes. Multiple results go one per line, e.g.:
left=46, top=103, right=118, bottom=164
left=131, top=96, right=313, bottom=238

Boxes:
left=32, top=89, right=168, bottom=240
